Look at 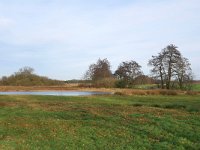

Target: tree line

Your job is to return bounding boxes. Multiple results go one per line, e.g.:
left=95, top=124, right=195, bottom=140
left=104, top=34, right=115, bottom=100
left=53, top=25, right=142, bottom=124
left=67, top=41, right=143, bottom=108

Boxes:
left=0, top=44, right=193, bottom=89
left=84, top=44, right=193, bottom=90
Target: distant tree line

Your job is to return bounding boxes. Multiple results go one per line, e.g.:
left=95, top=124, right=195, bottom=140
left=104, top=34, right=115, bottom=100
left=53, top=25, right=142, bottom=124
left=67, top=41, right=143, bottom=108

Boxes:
left=84, top=59, right=153, bottom=88
left=0, top=66, right=64, bottom=86
left=0, top=44, right=193, bottom=89
left=84, top=44, right=193, bottom=90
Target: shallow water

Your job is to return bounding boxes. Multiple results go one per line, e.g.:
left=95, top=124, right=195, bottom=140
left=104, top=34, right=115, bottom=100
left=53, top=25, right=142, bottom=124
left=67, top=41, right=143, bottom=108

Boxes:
left=0, top=91, right=110, bottom=96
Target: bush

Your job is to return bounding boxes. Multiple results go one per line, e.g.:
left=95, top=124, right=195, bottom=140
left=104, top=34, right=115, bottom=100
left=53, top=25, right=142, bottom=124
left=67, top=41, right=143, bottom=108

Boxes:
left=94, top=77, right=116, bottom=88
left=115, top=80, right=126, bottom=88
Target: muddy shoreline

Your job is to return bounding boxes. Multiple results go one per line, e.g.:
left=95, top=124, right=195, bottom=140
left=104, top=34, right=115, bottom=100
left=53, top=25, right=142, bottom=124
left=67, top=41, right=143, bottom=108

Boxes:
left=0, top=86, right=115, bottom=93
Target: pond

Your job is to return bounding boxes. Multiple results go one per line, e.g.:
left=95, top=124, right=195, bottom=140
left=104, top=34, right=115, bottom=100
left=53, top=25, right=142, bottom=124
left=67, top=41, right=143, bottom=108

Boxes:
left=0, top=91, right=111, bottom=96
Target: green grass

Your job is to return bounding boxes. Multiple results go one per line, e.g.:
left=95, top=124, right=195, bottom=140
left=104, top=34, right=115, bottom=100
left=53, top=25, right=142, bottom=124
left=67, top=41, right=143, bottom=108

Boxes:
left=0, top=95, right=200, bottom=149
left=192, top=84, right=200, bottom=91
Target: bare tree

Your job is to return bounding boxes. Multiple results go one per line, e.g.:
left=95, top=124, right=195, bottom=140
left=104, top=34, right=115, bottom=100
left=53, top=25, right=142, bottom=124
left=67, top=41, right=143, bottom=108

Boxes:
left=148, top=44, right=193, bottom=90
left=162, top=44, right=181, bottom=89
left=115, top=60, right=142, bottom=87
left=84, top=58, right=112, bottom=82
left=148, top=53, right=166, bottom=89
left=175, top=57, right=193, bottom=90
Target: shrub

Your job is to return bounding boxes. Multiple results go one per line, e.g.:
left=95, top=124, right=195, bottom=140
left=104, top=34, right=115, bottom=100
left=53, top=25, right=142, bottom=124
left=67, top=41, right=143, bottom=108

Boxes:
left=94, top=77, right=116, bottom=88
left=115, top=80, right=126, bottom=88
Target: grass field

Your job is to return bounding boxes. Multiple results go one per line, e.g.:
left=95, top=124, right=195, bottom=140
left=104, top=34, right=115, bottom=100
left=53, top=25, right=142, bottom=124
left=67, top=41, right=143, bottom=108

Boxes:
left=0, top=94, right=200, bottom=149
left=192, top=84, right=200, bottom=91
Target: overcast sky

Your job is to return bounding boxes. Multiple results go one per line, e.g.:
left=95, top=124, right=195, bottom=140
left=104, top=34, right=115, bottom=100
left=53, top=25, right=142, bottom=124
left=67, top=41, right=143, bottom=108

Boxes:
left=0, top=0, right=200, bottom=80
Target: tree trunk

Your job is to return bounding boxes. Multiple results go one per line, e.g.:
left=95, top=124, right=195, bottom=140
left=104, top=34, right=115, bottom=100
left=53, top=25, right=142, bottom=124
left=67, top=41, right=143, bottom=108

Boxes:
left=160, top=72, right=164, bottom=89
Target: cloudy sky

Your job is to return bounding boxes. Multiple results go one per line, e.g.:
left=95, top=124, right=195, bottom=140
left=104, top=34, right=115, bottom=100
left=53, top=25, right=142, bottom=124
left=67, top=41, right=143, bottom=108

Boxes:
left=0, top=0, right=200, bottom=80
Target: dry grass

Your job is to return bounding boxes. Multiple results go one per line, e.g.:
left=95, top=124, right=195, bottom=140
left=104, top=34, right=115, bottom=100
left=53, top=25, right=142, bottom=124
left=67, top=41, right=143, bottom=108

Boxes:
left=0, top=85, right=75, bottom=91
left=0, top=86, right=199, bottom=96
left=185, top=91, right=199, bottom=95
left=0, top=97, right=191, bottom=118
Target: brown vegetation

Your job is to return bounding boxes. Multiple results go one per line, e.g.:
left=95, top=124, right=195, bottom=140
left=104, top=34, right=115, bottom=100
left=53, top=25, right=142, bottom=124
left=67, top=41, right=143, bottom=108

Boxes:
left=0, top=67, right=64, bottom=86
left=0, top=85, right=199, bottom=96
left=0, top=86, right=75, bottom=91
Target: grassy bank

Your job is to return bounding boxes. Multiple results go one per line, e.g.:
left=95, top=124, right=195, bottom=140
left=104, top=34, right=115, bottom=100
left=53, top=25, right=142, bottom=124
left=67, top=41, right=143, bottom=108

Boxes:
left=0, top=95, right=200, bottom=149
left=192, top=84, right=200, bottom=91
